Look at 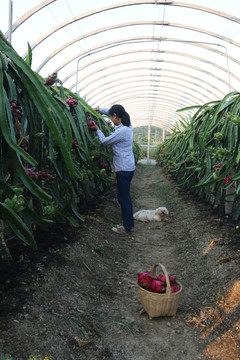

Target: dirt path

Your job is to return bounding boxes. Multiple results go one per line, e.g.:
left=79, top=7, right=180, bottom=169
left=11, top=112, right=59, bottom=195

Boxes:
left=0, top=164, right=239, bottom=360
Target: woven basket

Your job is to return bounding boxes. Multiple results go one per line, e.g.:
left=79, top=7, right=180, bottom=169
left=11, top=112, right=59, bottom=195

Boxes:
left=138, top=263, right=183, bottom=319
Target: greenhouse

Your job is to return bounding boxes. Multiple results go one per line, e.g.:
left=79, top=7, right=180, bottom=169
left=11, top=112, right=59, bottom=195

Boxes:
left=0, top=1, right=239, bottom=359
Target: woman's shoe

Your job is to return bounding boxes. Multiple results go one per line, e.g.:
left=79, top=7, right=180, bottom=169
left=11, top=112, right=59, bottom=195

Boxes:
left=111, top=225, right=127, bottom=234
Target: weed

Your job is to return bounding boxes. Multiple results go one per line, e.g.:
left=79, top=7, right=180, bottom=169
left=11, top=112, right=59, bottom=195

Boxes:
left=93, top=244, right=105, bottom=255
left=43, top=288, right=57, bottom=293
left=57, top=249, right=65, bottom=256
left=205, top=265, right=212, bottom=283
left=0, top=353, right=54, bottom=360
left=215, top=287, right=221, bottom=302
left=153, top=180, right=181, bottom=209
left=1, top=355, right=13, bottom=360
left=28, top=352, right=53, bottom=360
left=176, top=242, right=189, bottom=254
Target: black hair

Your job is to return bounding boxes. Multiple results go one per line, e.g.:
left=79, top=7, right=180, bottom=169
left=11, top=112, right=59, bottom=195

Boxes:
left=108, top=104, right=131, bottom=127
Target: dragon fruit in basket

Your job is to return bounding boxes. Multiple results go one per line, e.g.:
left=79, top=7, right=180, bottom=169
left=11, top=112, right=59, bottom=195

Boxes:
left=138, top=271, right=180, bottom=294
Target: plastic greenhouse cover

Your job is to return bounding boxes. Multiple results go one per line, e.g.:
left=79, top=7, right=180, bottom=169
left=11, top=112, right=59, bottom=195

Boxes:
left=1, top=0, right=240, bottom=130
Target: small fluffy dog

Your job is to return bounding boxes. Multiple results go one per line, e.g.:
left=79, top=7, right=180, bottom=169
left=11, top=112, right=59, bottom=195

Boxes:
left=133, top=207, right=169, bottom=222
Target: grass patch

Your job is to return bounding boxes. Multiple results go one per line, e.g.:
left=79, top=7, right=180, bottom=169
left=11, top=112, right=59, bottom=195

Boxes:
left=153, top=178, right=182, bottom=210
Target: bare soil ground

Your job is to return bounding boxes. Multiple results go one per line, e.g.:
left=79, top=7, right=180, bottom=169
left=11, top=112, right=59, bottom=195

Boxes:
left=0, top=164, right=239, bottom=360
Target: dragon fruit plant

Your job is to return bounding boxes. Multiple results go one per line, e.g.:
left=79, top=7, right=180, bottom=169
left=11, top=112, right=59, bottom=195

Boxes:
left=0, top=32, right=116, bottom=261
left=154, top=92, right=240, bottom=222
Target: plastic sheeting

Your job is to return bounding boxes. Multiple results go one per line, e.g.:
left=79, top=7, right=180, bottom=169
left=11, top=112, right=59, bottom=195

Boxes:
left=1, top=0, right=240, bottom=130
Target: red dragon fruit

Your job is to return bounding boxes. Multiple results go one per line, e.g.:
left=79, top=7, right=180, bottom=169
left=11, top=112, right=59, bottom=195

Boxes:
left=9, top=100, right=23, bottom=118
left=171, top=285, right=180, bottom=293
left=150, top=279, right=162, bottom=293
left=100, top=162, right=108, bottom=169
left=45, top=72, right=57, bottom=86
left=72, top=139, right=79, bottom=149
left=224, top=176, right=232, bottom=185
left=157, top=274, right=166, bottom=283
left=156, top=273, right=177, bottom=284
left=138, top=271, right=152, bottom=290
left=87, top=120, right=95, bottom=127
left=66, top=97, right=78, bottom=108
left=138, top=270, right=180, bottom=294
left=24, top=167, right=37, bottom=179
left=169, top=274, right=177, bottom=283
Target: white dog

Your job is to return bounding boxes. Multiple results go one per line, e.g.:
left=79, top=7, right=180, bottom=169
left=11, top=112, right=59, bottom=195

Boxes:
left=133, top=207, right=169, bottom=222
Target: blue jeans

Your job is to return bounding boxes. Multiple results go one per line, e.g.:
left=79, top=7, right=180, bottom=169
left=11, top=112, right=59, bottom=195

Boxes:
left=116, top=171, right=134, bottom=232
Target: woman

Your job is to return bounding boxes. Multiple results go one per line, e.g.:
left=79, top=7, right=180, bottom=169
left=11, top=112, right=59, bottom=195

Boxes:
left=90, top=104, right=135, bottom=234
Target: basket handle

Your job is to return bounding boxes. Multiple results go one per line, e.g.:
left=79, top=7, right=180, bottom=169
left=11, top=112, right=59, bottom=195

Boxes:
left=150, top=263, right=172, bottom=295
